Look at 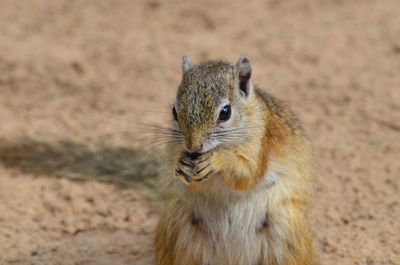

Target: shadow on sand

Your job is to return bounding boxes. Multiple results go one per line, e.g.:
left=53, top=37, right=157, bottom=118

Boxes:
left=0, top=138, right=160, bottom=199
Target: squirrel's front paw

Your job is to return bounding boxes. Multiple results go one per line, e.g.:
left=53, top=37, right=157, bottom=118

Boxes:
left=176, top=152, right=213, bottom=184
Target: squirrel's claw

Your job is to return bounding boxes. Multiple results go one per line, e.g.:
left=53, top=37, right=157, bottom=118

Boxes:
left=176, top=152, right=213, bottom=184
left=192, top=160, right=211, bottom=177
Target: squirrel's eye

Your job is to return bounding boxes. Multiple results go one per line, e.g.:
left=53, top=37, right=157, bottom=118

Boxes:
left=218, top=105, right=231, bottom=122
left=172, top=106, right=178, bottom=121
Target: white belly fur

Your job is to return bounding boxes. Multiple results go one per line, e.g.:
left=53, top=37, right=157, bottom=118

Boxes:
left=174, top=169, right=283, bottom=265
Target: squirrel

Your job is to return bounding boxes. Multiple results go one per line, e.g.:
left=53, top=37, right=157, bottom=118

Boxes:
left=155, top=56, right=317, bottom=265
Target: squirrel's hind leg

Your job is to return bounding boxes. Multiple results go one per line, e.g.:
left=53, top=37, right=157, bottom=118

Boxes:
left=258, top=200, right=318, bottom=265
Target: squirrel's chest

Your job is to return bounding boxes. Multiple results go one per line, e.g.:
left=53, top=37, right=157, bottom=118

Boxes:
left=175, top=178, right=274, bottom=265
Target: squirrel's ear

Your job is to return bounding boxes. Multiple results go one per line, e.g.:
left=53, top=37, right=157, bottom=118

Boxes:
left=235, top=56, right=252, bottom=97
left=182, top=56, right=191, bottom=73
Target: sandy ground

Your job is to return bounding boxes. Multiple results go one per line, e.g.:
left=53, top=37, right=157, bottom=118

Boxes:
left=0, top=0, right=399, bottom=264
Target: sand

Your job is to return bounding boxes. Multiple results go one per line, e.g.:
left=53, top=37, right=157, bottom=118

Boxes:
left=0, top=0, right=399, bottom=264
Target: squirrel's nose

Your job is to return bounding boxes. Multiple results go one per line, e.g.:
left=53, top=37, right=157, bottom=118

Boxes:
left=184, top=140, right=203, bottom=153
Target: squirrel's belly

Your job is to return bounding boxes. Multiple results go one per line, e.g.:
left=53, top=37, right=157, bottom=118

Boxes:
left=175, top=182, right=271, bottom=265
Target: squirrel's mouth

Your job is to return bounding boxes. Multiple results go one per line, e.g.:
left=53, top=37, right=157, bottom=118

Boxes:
left=184, top=151, right=203, bottom=160
left=182, top=140, right=219, bottom=155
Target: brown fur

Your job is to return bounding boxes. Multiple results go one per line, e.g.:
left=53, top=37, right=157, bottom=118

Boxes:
left=155, top=58, right=317, bottom=265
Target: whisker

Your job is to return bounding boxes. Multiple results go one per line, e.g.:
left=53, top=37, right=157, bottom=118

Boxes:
left=212, top=127, right=264, bottom=137
left=217, top=125, right=264, bottom=132
left=147, top=140, right=181, bottom=152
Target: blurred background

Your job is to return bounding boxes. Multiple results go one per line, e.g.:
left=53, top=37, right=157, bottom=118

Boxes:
left=0, top=0, right=399, bottom=264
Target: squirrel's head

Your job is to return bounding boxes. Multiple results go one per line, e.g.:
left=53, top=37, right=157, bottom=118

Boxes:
left=172, top=56, right=255, bottom=154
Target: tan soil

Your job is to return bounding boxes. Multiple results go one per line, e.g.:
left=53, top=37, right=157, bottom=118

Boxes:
left=0, top=0, right=399, bottom=264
